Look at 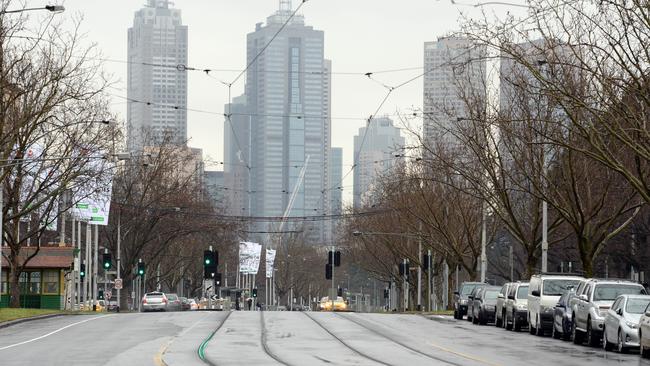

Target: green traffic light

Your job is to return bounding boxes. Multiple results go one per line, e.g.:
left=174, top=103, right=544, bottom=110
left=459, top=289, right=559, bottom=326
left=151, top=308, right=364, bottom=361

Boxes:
left=104, top=262, right=110, bottom=269
left=205, top=259, right=211, bottom=265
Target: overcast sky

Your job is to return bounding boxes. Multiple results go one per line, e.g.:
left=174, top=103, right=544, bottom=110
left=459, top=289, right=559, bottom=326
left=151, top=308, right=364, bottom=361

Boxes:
left=26, top=0, right=517, bottom=204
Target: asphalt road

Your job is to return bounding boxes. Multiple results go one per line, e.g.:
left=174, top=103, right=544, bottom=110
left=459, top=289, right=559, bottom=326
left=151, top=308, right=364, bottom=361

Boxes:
left=1, top=311, right=649, bottom=366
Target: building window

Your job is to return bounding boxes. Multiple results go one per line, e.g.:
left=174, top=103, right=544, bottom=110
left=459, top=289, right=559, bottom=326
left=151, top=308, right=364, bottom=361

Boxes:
left=43, top=270, right=59, bottom=294
left=29, top=271, right=41, bottom=294
left=1, top=270, right=6, bottom=294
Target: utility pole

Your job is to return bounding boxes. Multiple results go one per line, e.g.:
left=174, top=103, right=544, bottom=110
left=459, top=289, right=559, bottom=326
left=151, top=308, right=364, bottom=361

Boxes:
left=93, top=224, right=98, bottom=306
left=116, top=216, right=121, bottom=311
left=427, top=249, right=432, bottom=312
left=480, top=202, right=487, bottom=283
left=417, top=224, right=422, bottom=311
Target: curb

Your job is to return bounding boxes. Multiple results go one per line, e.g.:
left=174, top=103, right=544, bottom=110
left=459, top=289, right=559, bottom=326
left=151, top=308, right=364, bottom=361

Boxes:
left=0, top=313, right=67, bottom=329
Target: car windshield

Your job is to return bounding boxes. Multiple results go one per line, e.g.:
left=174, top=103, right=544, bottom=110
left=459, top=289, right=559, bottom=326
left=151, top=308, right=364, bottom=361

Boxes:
left=146, top=294, right=163, bottom=299
left=461, top=284, right=477, bottom=295
left=594, top=285, right=645, bottom=301
left=542, top=280, right=581, bottom=296
left=167, top=294, right=178, bottom=300
left=485, top=290, right=499, bottom=300
left=626, top=298, right=650, bottom=314
left=517, top=286, right=529, bottom=299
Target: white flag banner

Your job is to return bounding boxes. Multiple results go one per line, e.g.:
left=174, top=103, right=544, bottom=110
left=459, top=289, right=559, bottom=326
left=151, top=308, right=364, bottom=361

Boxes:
left=239, top=242, right=262, bottom=274
left=70, top=155, right=114, bottom=225
left=266, top=249, right=276, bottom=278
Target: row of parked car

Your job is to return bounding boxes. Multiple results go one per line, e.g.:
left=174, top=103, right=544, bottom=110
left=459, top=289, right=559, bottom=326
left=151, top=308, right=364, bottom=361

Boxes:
left=141, top=292, right=198, bottom=312
left=453, top=274, right=650, bottom=358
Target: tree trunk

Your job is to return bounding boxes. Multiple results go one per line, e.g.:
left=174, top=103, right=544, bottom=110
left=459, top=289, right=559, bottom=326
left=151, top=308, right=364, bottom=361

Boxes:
left=525, top=248, right=537, bottom=279
left=578, top=237, right=594, bottom=277
left=9, top=255, right=21, bottom=308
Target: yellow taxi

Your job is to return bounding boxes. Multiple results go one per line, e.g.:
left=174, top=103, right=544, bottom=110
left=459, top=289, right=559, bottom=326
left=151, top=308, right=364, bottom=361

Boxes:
left=319, top=296, right=347, bottom=311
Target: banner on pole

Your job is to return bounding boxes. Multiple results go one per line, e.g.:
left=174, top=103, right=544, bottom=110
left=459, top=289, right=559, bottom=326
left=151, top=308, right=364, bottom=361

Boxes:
left=239, top=242, right=262, bottom=275
left=266, top=249, right=276, bottom=278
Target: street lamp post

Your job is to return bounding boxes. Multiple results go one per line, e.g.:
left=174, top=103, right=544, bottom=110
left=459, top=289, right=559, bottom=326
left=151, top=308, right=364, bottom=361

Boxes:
left=0, top=5, right=65, bottom=14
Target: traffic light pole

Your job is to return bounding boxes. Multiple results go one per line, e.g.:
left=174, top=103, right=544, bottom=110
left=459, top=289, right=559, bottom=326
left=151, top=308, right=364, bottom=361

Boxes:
left=117, top=216, right=121, bottom=312
left=331, top=249, right=335, bottom=312
left=93, top=224, right=98, bottom=308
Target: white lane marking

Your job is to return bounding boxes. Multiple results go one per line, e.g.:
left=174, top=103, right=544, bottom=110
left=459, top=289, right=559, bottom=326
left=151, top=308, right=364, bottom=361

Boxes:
left=0, top=315, right=112, bottom=351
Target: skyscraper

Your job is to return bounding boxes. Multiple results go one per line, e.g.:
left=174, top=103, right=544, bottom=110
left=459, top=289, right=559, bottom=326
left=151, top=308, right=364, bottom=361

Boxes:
left=224, top=1, right=332, bottom=244
left=353, top=117, right=404, bottom=209
left=127, top=0, right=188, bottom=150
left=423, top=37, right=486, bottom=146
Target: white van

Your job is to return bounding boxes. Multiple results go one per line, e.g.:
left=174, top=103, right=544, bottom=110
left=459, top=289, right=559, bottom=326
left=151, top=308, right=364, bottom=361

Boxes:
left=528, top=274, right=583, bottom=336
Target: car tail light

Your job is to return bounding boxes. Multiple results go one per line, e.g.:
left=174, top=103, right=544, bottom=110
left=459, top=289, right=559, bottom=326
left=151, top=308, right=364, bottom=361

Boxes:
left=142, top=298, right=147, bottom=304
left=163, top=298, right=168, bottom=304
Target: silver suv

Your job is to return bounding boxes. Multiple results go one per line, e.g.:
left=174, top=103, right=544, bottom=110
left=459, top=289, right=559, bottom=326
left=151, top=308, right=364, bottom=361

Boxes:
left=496, top=282, right=514, bottom=328
left=505, top=282, right=529, bottom=331
left=572, top=279, right=647, bottom=346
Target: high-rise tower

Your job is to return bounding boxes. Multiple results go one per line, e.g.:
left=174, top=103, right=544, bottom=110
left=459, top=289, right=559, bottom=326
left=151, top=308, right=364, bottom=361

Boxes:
left=127, top=0, right=188, bottom=150
left=225, top=1, right=332, bottom=244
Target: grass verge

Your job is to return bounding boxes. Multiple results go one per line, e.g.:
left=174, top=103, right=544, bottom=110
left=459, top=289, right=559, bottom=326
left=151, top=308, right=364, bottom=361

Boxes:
left=0, top=308, right=64, bottom=323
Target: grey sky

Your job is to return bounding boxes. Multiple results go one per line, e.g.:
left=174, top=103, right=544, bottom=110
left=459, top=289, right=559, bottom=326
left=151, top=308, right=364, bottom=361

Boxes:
left=27, top=0, right=516, bottom=204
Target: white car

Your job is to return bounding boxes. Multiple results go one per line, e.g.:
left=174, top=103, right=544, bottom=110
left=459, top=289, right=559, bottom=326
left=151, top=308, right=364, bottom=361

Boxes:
left=603, top=294, right=650, bottom=353
left=528, top=274, right=583, bottom=336
left=641, top=302, right=650, bottom=358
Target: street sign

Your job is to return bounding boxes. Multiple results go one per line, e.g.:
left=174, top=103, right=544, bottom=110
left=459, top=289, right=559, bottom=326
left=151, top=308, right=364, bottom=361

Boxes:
left=105, top=292, right=112, bottom=300
left=210, top=295, right=218, bottom=301
left=114, top=278, right=123, bottom=290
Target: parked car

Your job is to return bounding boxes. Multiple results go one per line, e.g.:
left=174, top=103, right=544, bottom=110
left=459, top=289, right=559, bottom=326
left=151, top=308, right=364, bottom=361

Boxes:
left=453, top=282, right=484, bottom=320
left=528, top=274, right=583, bottom=336
left=189, top=298, right=198, bottom=310
left=142, top=292, right=168, bottom=312
left=552, top=289, right=576, bottom=340
left=505, top=282, right=529, bottom=332
left=180, top=297, right=191, bottom=311
left=472, top=286, right=500, bottom=325
left=165, top=293, right=182, bottom=311
left=573, top=279, right=646, bottom=346
left=603, top=294, right=650, bottom=353
left=466, top=284, right=487, bottom=322
left=640, top=302, right=650, bottom=358
left=496, top=282, right=514, bottom=328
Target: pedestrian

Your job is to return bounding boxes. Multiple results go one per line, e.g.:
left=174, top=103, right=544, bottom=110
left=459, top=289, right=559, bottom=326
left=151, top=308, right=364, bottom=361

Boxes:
left=247, top=297, right=253, bottom=311
left=256, top=301, right=262, bottom=311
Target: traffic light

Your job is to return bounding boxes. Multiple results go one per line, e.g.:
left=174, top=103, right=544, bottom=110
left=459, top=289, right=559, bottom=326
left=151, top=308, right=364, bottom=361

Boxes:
left=334, top=251, right=341, bottom=267
left=252, top=288, right=258, bottom=298
left=137, top=262, right=145, bottom=276
left=325, top=263, right=332, bottom=280
left=337, top=287, right=343, bottom=297
left=103, top=252, right=112, bottom=270
left=80, top=263, right=86, bottom=278
left=215, top=273, right=222, bottom=286
left=421, top=253, right=430, bottom=270
left=98, top=290, right=104, bottom=300
left=203, top=250, right=217, bottom=279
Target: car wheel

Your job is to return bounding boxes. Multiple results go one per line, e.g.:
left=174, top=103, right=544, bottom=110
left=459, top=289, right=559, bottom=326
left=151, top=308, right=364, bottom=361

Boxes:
left=641, top=332, right=650, bottom=358
left=513, top=312, right=521, bottom=332
left=535, top=316, right=544, bottom=336
left=496, top=312, right=502, bottom=328
left=529, top=316, right=536, bottom=335
left=617, top=329, right=627, bottom=354
left=586, top=319, right=599, bottom=347
left=603, top=327, right=613, bottom=351
left=572, top=322, right=583, bottom=344
left=454, top=309, right=459, bottom=319
left=552, top=322, right=560, bottom=339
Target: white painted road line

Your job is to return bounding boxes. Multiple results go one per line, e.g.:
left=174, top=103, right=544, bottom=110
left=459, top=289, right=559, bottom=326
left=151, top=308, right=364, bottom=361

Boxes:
left=0, top=315, right=112, bottom=351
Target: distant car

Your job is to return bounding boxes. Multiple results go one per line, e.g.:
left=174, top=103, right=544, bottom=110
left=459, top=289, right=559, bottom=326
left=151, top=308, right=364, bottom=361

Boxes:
left=641, top=302, right=650, bottom=358
left=552, top=289, right=576, bottom=340
left=142, top=292, right=168, bottom=312
left=107, top=300, right=119, bottom=312
left=504, top=282, right=529, bottom=332
left=466, top=284, right=487, bottom=323
left=572, top=280, right=646, bottom=346
left=165, top=293, right=182, bottom=312
left=319, top=296, right=347, bottom=311
left=528, top=274, right=583, bottom=336
left=453, top=282, right=484, bottom=320
left=603, top=294, right=650, bottom=353
left=189, top=299, right=198, bottom=311
left=472, top=286, right=500, bottom=325
left=496, top=283, right=514, bottom=328
left=180, top=297, right=191, bottom=311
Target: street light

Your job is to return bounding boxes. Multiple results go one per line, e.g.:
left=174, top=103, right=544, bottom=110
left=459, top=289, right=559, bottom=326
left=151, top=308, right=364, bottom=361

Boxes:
left=1, top=5, right=65, bottom=14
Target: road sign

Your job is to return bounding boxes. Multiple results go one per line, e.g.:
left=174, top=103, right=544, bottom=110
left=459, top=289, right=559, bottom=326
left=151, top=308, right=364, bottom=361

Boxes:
left=105, top=292, right=112, bottom=300
left=210, top=295, right=219, bottom=301
left=114, top=278, right=123, bottom=290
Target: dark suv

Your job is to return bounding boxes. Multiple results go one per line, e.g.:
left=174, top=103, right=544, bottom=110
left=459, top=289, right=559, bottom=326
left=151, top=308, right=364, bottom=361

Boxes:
left=454, top=282, right=485, bottom=320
